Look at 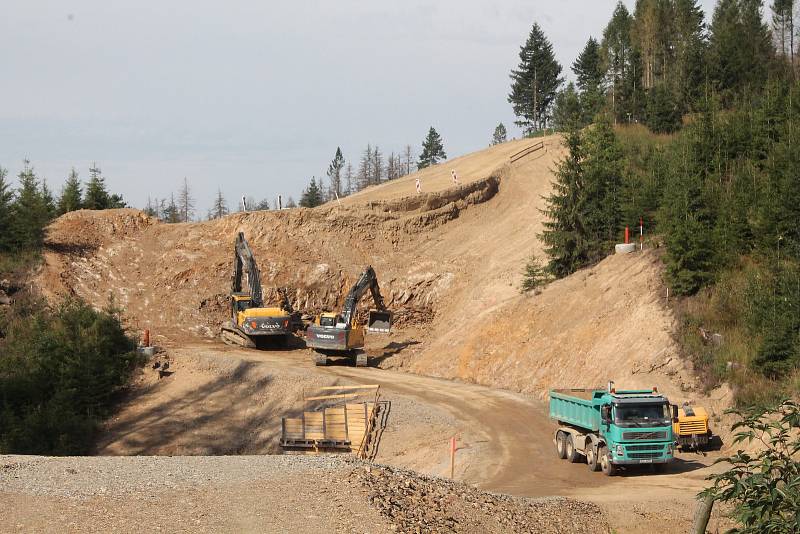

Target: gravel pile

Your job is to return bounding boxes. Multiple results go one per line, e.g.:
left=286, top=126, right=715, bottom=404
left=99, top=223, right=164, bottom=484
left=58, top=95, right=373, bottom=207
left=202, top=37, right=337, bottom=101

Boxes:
left=350, top=463, right=609, bottom=533
left=0, top=454, right=348, bottom=499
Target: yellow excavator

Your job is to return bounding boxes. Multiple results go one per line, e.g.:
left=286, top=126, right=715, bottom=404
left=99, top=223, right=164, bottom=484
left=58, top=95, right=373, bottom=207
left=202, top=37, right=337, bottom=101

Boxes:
left=220, top=232, right=298, bottom=349
left=305, top=266, right=391, bottom=367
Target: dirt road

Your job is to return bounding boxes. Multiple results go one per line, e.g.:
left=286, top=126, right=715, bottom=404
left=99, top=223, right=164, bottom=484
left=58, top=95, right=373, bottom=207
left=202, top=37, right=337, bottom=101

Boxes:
left=187, top=343, right=727, bottom=534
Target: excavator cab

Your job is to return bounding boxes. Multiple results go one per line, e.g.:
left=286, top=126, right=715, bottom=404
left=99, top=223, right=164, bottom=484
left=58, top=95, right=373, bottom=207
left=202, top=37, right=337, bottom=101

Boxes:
left=367, top=310, right=392, bottom=333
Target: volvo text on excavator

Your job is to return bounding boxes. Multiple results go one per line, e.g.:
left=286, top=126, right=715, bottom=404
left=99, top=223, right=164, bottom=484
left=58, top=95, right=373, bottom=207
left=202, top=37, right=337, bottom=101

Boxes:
left=305, top=266, right=392, bottom=367
left=220, top=232, right=298, bottom=349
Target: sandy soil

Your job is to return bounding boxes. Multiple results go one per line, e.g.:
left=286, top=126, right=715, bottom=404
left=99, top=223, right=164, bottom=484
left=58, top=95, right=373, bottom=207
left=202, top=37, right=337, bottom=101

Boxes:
left=23, top=136, right=738, bottom=532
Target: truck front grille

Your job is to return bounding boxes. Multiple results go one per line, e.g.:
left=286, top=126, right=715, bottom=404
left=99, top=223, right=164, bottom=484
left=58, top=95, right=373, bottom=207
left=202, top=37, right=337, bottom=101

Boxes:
left=629, top=452, right=663, bottom=459
left=622, top=431, right=667, bottom=440
left=627, top=444, right=664, bottom=451
left=679, top=421, right=707, bottom=434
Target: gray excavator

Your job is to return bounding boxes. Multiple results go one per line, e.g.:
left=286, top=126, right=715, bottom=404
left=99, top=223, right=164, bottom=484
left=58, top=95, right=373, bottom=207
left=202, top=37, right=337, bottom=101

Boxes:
left=305, top=266, right=392, bottom=367
left=220, top=232, right=299, bottom=349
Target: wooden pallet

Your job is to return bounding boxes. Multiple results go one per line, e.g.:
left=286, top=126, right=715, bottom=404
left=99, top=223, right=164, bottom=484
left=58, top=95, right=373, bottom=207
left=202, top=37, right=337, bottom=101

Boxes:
left=280, top=385, right=383, bottom=458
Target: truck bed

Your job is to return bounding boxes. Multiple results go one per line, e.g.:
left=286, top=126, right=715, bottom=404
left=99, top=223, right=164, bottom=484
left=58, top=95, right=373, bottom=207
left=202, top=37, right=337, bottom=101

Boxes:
left=549, top=389, right=603, bottom=432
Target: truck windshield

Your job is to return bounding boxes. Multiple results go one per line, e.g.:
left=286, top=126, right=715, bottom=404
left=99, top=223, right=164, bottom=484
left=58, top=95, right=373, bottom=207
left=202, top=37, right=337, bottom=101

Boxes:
left=320, top=316, right=336, bottom=327
left=614, top=403, right=670, bottom=427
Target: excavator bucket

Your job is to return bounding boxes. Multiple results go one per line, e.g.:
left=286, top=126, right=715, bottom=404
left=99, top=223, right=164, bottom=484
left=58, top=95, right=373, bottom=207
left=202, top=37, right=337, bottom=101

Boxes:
left=367, top=310, right=392, bottom=333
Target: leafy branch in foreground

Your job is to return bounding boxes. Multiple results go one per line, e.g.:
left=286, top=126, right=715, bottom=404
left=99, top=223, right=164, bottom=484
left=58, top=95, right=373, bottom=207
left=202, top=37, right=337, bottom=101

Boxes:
left=701, top=400, right=800, bottom=533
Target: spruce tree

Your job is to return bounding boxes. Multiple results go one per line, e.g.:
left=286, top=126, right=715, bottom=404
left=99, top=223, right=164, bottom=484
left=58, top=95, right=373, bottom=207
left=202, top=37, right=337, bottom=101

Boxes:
left=83, top=164, right=110, bottom=210
left=357, top=145, right=374, bottom=191
left=177, top=177, right=195, bottom=222
left=417, top=127, right=446, bottom=169
left=211, top=189, right=229, bottom=219
left=372, top=146, right=384, bottom=185
left=508, top=23, right=564, bottom=134
left=508, top=22, right=564, bottom=133
left=491, top=123, right=508, bottom=145
left=602, top=2, right=643, bottom=122
left=708, top=0, right=773, bottom=99
left=285, top=196, right=297, bottom=208
left=344, top=162, right=354, bottom=196
left=327, top=147, right=345, bottom=199
left=0, top=166, right=14, bottom=251
left=162, top=194, right=180, bottom=223
left=299, top=177, right=324, bottom=208
left=11, top=161, right=49, bottom=249
left=646, top=84, right=682, bottom=133
left=40, top=179, right=56, bottom=220
left=58, top=168, right=83, bottom=214
left=552, top=83, right=584, bottom=131
left=582, top=119, right=624, bottom=249
left=573, top=37, right=605, bottom=94
left=540, top=129, right=589, bottom=277
left=572, top=37, right=606, bottom=123
left=521, top=253, right=549, bottom=293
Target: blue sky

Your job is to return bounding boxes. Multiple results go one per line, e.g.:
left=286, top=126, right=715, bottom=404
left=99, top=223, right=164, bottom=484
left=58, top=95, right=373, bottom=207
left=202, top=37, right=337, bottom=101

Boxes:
left=0, top=1, right=719, bottom=213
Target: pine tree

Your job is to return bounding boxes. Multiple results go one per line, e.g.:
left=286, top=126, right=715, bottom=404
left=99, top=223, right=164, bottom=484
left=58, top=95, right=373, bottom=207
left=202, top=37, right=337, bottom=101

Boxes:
left=285, top=196, right=297, bottom=208
left=83, top=164, right=110, bottom=210
left=299, top=177, right=324, bottom=208
left=327, top=147, right=345, bottom=199
left=11, top=161, right=49, bottom=249
left=552, top=83, right=584, bottom=131
left=210, top=188, right=229, bottom=219
left=491, top=123, right=508, bottom=145
left=0, top=166, right=14, bottom=251
left=417, top=127, right=446, bottom=169
left=508, top=22, right=564, bottom=133
left=177, top=177, right=195, bottom=222
left=254, top=198, right=270, bottom=211
left=58, top=168, right=83, bottom=214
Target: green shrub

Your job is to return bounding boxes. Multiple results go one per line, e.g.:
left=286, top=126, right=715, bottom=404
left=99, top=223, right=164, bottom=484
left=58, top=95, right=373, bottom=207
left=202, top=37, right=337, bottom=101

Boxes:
left=0, top=296, right=141, bottom=454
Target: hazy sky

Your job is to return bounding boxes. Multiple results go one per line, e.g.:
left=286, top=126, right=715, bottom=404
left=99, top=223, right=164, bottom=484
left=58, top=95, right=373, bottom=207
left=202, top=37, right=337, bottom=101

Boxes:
left=1, top=1, right=718, bottom=213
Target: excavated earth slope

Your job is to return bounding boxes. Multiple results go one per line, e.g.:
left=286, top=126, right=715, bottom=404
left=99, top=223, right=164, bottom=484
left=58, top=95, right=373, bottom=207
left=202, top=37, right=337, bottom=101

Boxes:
left=37, top=134, right=726, bottom=410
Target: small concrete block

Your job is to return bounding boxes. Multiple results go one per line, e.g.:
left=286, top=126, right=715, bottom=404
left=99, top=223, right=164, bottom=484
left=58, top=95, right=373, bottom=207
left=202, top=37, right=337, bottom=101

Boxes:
left=615, top=243, right=636, bottom=254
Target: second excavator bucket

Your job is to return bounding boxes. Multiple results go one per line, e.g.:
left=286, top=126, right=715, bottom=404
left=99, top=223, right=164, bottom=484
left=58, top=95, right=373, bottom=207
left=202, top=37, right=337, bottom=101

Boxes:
left=367, top=310, right=392, bottom=333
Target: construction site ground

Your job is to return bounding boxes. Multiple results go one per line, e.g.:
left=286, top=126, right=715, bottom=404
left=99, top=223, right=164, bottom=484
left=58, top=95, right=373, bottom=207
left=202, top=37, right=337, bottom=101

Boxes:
left=4, top=135, right=736, bottom=533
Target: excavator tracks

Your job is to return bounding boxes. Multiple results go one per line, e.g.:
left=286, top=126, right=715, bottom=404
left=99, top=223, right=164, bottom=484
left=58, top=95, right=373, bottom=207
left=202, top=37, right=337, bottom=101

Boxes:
left=220, top=322, right=256, bottom=349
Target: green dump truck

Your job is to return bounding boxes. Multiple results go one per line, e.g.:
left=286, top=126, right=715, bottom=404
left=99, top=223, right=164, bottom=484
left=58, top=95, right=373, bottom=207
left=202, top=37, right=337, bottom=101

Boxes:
left=549, top=382, right=675, bottom=476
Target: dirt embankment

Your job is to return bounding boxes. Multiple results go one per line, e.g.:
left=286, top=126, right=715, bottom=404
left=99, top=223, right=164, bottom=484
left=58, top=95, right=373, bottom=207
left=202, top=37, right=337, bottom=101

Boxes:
left=38, top=133, right=725, bottom=421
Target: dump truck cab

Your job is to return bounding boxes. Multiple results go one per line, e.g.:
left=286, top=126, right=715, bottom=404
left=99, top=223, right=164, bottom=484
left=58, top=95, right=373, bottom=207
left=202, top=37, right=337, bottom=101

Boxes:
left=549, top=383, right=675, bottom=476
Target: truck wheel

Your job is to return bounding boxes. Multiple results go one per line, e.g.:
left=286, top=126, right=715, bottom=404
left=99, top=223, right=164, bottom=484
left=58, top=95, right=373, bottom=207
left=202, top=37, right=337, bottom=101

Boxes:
left=555, top=432, right=567, bottom=459
left=586, top=444, right=600, bottom=472
left=566, top=435, right=580, bottom=463
left=599, top=446, right=616, bottom=476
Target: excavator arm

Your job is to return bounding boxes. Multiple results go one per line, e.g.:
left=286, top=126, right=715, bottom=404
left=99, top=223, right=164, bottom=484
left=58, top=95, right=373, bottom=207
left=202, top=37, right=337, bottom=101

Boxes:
left=231, top=232, right=263, bottom=307
left=341, top=266, right=391, bottom=333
